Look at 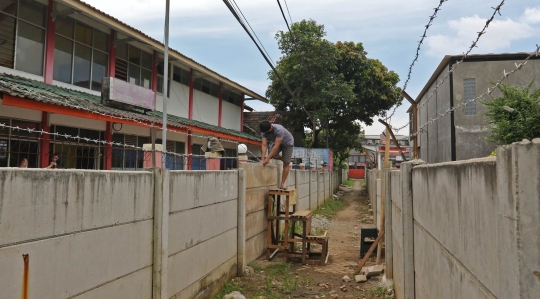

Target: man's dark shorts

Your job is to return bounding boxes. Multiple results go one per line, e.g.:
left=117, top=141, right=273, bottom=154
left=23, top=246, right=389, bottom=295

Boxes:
left=274, top=145, right=293, bottom=164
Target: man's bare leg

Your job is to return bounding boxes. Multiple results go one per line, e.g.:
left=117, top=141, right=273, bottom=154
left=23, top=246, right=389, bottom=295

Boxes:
left=280, top=162, right=291, bottom=189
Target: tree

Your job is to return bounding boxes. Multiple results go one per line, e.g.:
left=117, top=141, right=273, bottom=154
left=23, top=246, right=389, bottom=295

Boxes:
left=266, top=19, right=401, bottom=164
left=484, top=81, right=540, bottom=145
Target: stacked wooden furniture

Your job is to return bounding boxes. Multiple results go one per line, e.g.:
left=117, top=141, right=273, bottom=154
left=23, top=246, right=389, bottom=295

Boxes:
left=266, top=188, right=329, bottom=265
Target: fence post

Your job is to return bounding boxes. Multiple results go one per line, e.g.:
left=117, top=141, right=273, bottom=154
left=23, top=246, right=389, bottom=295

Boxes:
left=153, top=168, right=170, bottom=299
left=401, top=160, right=424, bottom=299
left=384, top=169, right=393, bottom=279
left=237, top=168, right=246, bottom=276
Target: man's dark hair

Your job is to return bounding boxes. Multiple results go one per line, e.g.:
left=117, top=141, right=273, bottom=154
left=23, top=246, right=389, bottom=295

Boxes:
left=259, top=121, right=272, bottom=133
left=53, top=153, right=59, bottom=157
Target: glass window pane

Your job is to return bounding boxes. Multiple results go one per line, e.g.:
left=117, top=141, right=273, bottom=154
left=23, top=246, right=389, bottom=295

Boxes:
left=0, top=0, right=17, bottom=16
left=464, top=78, right=476, bottom=116
left=116, top=42, right=127, bottom=60
left=53, top=35, right=73, bottom=83
left=141, top=50, right=152, bottom=70
left=141, top=68, right=151, bottom=89
left=0, top=15, right=16, bottom=69
left=93, top=30, right=108, bottom=53
left=54, top=125, right=79, bottom=142
left=0, top=139, right=7, bottom=167
left=128, top=45, right=140, bottom=65
left=11, top=120, right=40, bottom=138
left=15, top=21, right=44, bottom=76
left=19, top=0, right=46, bottom=27
left=9, top=140, right=39, bottom=168
left=55, top=16, right=74, bottom=38
left=75, top=22, right=92, bottom=46
left=91, top=51, right=107, bottom=91
left=128, top=63, right=140, bottom=86
left=73, top=43, right=91, bottom=88
left=181, top=68, right=190, bottom=85
left=80, top=129, right=101, bottom=144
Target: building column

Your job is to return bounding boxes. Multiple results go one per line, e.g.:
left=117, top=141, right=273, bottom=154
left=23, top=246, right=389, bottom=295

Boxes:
left=43, top=0, right=56, bottom=84
left=104, top=122, right=112, bottom=170
left=188, top=69, right=194, bottom=119
left=108, top=30, right=116, bottom=77
left=240, top=98, right=244, bottom=132
left=39, top=112, right=50, bottom=168
left=152, top=51, right=158, bottom=110
left=218, top=82, right=223, bottom=127
left=187, top=134, right=192, bottom=170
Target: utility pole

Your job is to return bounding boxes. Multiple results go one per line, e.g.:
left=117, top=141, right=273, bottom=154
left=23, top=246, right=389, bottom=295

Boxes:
left=161, top=0, right=170, bottom=169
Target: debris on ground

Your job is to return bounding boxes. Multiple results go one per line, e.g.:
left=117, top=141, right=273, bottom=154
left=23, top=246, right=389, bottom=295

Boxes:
left=244, top=266, right=254, bottom=276
left=355, top=274, right=367, bottom=283
left=311, top=214, right=333, bottom=231
left=223, top=291, right=246, bottom=299
left=342, top=275, right=351, bottom=282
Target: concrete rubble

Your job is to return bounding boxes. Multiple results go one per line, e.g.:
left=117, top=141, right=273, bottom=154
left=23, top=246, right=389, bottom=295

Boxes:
left=342, top=275, right=351, bottom=282
left=223, top=291, right=246, bottom=299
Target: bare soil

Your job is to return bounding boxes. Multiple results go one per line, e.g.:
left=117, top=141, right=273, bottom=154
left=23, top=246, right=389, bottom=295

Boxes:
left=218, top=180, right=393, bottom=299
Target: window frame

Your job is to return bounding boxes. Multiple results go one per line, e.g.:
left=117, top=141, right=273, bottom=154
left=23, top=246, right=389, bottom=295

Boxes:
left=463, top=78, right=477, bottom=116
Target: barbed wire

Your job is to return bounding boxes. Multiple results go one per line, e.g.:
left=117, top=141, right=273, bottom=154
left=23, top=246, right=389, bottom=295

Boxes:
left=409, top=45, right=540, bottom=138
left=0, top=122, right=246, bottom=160
left=417, top=0, right=505, bottom=111
left=384, top=0, right=449, bottom=122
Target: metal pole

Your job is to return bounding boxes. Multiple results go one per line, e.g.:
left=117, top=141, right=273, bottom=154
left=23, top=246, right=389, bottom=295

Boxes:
left=161, top=0, right=170, bottom=169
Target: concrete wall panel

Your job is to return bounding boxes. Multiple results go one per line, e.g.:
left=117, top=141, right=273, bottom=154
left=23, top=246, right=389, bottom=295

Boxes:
left=168, top=228, right=237, bottom=297
left=0, top=220, right=153, bottom=299
left=168, top=199, right=237, bottom=256
left=245, top=231, right=266, bottom=263
left=169, top=171, right=238, bottom=213
left=245, top=187, right=270, bottom=215
left=73, top=266, right=152, bottom=299
left=0, top=169, right=153, bottom=247
left=241, top=164, right=277, bottom=189
left=245, top=209, right=267, bottom=240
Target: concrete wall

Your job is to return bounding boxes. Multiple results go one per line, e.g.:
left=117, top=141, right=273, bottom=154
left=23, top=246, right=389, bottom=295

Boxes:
left=0, top=169, right=154, bottom=299
left=167, top=171, right=239, bottom=299
left=378, top=140, right=540, bottom=299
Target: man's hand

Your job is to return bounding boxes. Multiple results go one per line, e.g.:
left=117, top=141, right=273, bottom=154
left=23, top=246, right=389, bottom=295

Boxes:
left=262, top=157, right=270, bottom=166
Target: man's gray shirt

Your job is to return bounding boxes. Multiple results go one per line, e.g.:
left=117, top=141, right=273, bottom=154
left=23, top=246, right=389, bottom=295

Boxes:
left=261, top=124, right=294, bottom=147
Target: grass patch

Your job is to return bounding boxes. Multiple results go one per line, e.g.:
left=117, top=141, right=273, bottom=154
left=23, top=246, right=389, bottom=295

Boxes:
left=344, top=179, right=355, bottom=187
left=313, top=198, right=347, bottom=217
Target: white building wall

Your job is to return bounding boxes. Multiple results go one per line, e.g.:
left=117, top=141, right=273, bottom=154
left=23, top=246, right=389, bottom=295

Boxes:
left=50, top=114, right=106, bottom=131
left=221, top=101, right=241, bottom=131
left=0, top=100, right=42, bottom=122
left=168, top=81, right=189, bottom=118
left=192, top=90, right=219, bottom=126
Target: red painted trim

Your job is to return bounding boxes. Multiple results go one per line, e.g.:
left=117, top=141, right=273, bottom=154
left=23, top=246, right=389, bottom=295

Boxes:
left=39, top=112, right=50, bottom=168
left=152, top=50, right=157, bottom=111
left=240, top=99, right=244, bottom=132
left=43, top=0, right=56, bottom=84
left=2, top=95, right=261, bottom=145
left=187, top=134, right=192, bottom=170
left=188, top=68, right=194, bottom=119
left=108, top=30, right=116, bottom=77
left=218, top=82, right=223, bottom=127
left=104, top=122, right=112, bottom=170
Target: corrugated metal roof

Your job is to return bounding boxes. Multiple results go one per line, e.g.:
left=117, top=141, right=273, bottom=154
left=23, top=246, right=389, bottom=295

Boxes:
left=59, top=0, right=269, bottom=103
left=0, top=73, right=261, bottom=142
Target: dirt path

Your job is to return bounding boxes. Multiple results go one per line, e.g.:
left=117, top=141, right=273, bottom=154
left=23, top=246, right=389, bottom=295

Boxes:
left=219, top=180, right=393, bottom=299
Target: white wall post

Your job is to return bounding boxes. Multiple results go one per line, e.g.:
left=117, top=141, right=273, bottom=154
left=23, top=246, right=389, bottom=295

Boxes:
left=384, top=169, right=393, bottom=279
left=237, top=168, right=246, bottom=276
left=153, top=168, right=170, bottom=299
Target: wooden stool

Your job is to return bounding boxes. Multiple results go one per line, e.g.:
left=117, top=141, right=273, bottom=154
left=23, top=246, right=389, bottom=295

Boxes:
left=288, top=210, right=312, bottom=264
left=266, top=188, right=297, bottom=259
left=305, top=231, right=330, bottom=265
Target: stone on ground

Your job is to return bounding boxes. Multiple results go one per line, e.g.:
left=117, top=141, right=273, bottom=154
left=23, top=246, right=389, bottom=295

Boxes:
left=355, top=275, right=367, bottom=283
left=223, top=291, right=246, bottom=299
left=342, top=275, right=351, bottom=282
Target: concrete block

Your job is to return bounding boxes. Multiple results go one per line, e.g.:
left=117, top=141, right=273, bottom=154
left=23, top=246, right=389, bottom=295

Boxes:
left=355, top=275, right=367, bottom=283
left=245, top=187, right=270, bottom=215
left=245, top=209, right=267, bottom=240
left=167, top=228, right=237, bottom=297
left=74, top=267, right=152, bottom=299
left=169, top=171, right=238, bottom=213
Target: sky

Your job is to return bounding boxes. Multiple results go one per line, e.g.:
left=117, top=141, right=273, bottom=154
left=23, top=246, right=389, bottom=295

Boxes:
left=83, top=0, right=540, bottom=136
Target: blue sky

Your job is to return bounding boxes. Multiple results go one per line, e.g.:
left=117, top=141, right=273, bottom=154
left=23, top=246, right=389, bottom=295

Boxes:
left=85, top=0, right=540, bottom=135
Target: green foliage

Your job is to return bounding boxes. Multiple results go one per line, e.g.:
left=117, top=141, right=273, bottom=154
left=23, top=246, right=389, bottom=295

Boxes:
left=484, top=81, right=540, bottom=145
left=343, top=179, right=355, bottom=187
left=266, top=19, right=401, bottom=156
left=313, top=198, right=347, bottom=217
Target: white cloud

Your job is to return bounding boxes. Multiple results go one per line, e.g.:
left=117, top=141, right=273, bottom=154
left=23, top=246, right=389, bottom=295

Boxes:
left=425, top=14, right=535, bottom=57
left=523, top=7, right=540, bottom=24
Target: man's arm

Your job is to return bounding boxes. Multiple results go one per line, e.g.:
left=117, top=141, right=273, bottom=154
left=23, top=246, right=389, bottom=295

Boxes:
left=261, top=137, right=268, bottom=161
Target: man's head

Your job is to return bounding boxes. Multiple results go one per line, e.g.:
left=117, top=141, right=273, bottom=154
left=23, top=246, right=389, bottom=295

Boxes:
left=52, top=153, right=59, bottom=162
left=259, top=121, right=272, bottom=133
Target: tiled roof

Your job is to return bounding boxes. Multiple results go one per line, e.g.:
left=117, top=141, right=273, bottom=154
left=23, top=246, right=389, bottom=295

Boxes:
left=0, top=73, right=261, bottom=142
left=243, top=111, right=295, bottom=136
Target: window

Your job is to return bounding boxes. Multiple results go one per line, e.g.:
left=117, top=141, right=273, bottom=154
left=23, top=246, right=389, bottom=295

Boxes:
left=172, top=66, right=190, bottom=86
left=52, top=126, right=103, bottom=169
left=464, top=78, right=476, bottom=116
left=116, top=44, right=152, bottom=89
left=156, top=60, right=170, bottom=96
left=222, top=90, right=242, bottom=104
left=367, top=139, right=373, bottom=145
left=191, top=144, right=206, bottom=170
left=111, top=134, right=147, bottom=170
left=53, top=17, right=109, bottom=91
left=194, top=78, right=219, bottom=97
left=0, top=0, right=47, bottom=75
left=221, top=148, right=237, bottom=170
left=0, top=118, right=40, bottom=168
left=155, top=139, right=185, bottom=170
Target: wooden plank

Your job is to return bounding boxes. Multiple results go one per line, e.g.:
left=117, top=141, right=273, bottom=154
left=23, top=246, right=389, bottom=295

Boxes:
left=354, top=230, right=385, bottom=275
left=291, top=210, right=312, bottom=218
